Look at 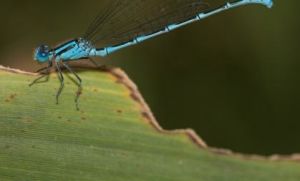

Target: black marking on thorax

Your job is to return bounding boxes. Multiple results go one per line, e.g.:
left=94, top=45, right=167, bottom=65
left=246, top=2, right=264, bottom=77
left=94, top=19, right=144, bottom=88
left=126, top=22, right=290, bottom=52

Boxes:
left=54, top=39, right=79, bottom=56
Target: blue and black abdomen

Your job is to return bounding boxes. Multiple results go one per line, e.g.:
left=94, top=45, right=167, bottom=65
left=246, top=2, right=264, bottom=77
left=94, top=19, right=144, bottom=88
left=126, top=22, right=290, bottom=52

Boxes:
left=88, top=0, right=273, bottom=57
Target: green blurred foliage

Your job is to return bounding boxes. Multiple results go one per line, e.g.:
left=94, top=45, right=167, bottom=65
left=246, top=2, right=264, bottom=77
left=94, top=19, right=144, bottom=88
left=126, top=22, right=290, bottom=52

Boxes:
left=0, top=1, right=299, bottom=155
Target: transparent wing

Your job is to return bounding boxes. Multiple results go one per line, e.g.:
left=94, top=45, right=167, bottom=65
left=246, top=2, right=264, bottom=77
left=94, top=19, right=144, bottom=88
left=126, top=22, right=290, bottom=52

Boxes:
left=83, top=0, right=212, bottom=48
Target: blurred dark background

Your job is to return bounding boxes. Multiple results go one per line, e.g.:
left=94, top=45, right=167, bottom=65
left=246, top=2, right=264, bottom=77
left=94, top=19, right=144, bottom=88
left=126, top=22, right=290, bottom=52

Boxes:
left=0, top=0, right=299, bottom=155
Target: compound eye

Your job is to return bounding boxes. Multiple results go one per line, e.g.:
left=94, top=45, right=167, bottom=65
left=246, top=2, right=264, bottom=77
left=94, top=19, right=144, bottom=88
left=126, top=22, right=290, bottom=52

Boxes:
left=40, top=45, right=49, bottom=53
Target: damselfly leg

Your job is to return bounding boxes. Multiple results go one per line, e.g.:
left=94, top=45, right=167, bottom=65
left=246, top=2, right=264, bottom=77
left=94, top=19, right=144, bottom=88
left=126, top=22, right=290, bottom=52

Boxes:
left=62, top=62, right=82, bottom=110
left=31, top=60, right=83, bottom=110
left=88, top=57, right=103, bottom=68
left=29, top=61, right=52, bottom=87
left=55, top=62, right=64, bottom=105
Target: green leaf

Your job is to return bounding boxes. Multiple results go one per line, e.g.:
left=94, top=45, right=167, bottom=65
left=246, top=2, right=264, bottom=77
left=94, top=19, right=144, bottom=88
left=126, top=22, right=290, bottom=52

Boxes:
left=0, top=65, right=299, bottom=181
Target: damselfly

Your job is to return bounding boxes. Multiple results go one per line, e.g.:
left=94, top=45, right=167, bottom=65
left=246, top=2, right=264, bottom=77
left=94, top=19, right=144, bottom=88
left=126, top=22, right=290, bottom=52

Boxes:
left=30, top=0, right=273, bottom=110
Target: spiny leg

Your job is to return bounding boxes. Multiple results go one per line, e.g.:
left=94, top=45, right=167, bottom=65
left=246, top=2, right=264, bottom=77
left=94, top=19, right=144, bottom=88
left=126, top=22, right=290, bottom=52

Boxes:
left=55, top=62, right=64, bottom=105
left=62, top=62, right=82, bottom=110
left=36, top=66, right=48, bottom=73
left=29, top=72, right=49, bottom=87
left=29, top=61, right=52, bottom=87
left=89, top=58, right=102, bottom=68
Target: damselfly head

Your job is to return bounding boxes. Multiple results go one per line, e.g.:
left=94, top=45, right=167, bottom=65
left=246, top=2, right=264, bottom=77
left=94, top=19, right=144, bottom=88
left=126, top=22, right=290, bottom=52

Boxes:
left=34, top=45, right=52, bottom=63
